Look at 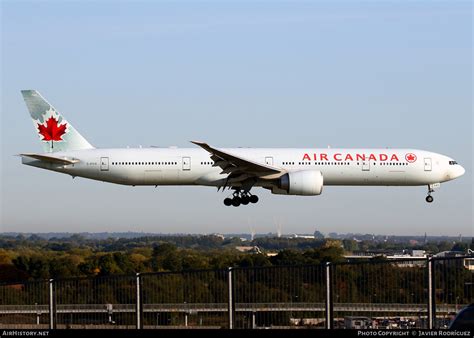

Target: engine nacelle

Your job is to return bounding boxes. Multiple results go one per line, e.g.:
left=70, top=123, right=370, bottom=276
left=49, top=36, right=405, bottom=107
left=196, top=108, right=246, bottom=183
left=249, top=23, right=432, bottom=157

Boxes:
left=272, top=170, right=324, bottom=196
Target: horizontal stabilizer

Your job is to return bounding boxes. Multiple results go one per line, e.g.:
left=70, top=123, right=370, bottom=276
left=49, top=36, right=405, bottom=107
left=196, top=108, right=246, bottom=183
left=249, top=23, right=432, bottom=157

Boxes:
left=20, top=153, right=79, bottom=165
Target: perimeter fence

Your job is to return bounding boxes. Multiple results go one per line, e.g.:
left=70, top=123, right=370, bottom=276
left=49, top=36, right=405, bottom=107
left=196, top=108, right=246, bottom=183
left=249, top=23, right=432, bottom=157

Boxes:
left=0, top=256, right=472, bottom=329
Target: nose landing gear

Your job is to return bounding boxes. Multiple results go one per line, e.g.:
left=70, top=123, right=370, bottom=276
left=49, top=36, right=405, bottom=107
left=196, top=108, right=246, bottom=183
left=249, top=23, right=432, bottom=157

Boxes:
left=223, top=190, right=259, bottom=207
left=425, top=183, right=439, bottom=203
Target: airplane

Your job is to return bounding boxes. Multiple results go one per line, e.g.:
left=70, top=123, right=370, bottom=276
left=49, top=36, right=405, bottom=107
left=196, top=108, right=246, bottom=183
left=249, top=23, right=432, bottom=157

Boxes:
left=19, top=90, right=465, bottom=207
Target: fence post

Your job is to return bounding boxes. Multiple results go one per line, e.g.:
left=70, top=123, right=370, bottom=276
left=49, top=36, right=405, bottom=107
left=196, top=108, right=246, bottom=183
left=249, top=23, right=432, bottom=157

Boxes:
left=136, top=273, right=142, bottom=329
left=227, top=267, right=234, bottom=329
left=325, top=262, right=333, bottom=329
left=48, top=279, right=55, bottom=329
left=427, top=257, right=436, bottom=329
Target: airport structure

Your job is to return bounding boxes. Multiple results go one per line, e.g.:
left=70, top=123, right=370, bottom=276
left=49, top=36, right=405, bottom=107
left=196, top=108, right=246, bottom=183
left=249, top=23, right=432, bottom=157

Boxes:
left=0, top=256, right=472, bottom=329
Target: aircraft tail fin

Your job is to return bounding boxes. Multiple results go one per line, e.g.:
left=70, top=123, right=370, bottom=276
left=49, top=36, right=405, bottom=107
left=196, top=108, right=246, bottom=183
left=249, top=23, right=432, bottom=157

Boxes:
left=21, top=90, right=94, bottom=153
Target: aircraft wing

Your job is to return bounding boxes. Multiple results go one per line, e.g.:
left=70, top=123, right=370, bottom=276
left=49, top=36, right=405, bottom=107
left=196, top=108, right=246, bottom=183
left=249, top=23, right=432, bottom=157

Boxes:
left=191, top=141, right=283, bottom=187
left=20, top=153, right=79, bottom=165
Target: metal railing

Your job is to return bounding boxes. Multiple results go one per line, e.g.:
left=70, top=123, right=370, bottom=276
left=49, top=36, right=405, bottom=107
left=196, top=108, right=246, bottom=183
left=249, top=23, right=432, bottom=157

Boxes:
left=0, top=256, right=472, bottom=329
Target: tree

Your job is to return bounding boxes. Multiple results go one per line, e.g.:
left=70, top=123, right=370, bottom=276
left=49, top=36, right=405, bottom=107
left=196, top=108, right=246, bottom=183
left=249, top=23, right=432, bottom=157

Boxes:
left=271, top=249, right=307, bottom=266
left=97, top=254, right=121, bottom=275
left=162, top=251, right=182, bottom=271
left=304, top=246, right=344, bottom=264
left=150, top=243, right=179, bottom=271
left=342, top=239, right=359, bottom=252
left=451, top=242, right=468, bottom=252
left=0, top=249, right=13, bottom=265
left=112, top=252, right=136, bottom=274
left=49, top=256, right=80, bottom=278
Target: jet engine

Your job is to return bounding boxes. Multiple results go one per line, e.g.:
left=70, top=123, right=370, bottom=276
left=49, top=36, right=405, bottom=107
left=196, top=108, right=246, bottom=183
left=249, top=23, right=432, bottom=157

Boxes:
left=272, top=170, right=324, bottom=196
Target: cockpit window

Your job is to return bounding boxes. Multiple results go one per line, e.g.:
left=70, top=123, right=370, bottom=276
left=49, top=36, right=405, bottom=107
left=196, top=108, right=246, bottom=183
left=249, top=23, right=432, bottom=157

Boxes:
left=449, top=161, right=458, bottom=165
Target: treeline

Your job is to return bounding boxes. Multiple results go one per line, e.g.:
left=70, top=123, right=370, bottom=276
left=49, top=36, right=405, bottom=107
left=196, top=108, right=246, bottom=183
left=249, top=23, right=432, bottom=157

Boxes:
left=0, top=234, right=469, bottom=283
left=0, top=234, right=227, bottom=252
left=0, top=234, right=334, bottom=252
left=0, top=235, right=344, bottom=282
left=1, top=233, right=466, bottom=253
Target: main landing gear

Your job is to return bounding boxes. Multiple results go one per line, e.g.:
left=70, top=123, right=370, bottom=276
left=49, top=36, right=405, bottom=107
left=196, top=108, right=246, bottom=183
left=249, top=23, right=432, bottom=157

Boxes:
left=223, top=190, right=259, bottom=207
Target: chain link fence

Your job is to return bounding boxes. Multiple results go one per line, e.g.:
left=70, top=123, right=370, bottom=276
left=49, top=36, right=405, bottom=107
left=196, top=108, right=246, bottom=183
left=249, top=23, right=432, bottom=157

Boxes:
left=0, top=280, right=49, bottom=329
left=433, top=257, right=473, bottom=329
left=331, top=259, right=428, bottom=329
left=141, top=269, right=228, bottom=328
left=54, top=275, right=137, bottom=329
left=233, top=265, right=326, bottom=328
left=0, top=256, right=472, bottom=329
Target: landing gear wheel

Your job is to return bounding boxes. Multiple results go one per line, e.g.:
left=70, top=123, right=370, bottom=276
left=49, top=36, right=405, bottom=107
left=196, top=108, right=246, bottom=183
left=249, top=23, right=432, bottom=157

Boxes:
left=232, top=197, right=241, bottom=207
left=426, top=195, right=434, bottom=203
left=249, top=195, right=259, bottom=204
left=224, top=189, right=258, bottom=207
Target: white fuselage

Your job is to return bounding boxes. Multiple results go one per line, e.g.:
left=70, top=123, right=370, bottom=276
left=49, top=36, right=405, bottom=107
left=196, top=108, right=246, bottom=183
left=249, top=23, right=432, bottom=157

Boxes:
left=22, top=147, right=465, bottom=189
left=19, top=90, right=466, bottom=204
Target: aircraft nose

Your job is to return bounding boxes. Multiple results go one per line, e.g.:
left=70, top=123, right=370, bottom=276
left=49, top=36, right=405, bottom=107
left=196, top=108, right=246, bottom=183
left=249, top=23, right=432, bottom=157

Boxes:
left=450, top=165, right=465, bottom=179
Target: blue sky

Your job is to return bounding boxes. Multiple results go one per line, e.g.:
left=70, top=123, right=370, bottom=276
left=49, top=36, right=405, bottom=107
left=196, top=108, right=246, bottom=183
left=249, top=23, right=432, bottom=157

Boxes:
left=1, top=1, right=472, bottom=236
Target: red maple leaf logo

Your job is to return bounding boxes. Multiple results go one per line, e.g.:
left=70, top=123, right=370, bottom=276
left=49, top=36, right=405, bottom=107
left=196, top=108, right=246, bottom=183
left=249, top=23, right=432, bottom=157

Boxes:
left=37, top=116, right=67, bottom=142
left=405, top=153, right=417, bottom=163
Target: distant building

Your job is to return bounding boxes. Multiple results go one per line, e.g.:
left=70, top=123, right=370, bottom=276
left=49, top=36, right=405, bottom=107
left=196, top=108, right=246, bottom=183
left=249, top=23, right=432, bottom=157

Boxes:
left=266, top=252, right=278, bottom=257
left=345, top=249, right=427, bottom=266
left=292, top=234, right=315, bottom=239
left=346, top=249, right=427, bottom=259
left=235, top=246, right=262, bottom=254
left=408, top=250, right=426, bottom=257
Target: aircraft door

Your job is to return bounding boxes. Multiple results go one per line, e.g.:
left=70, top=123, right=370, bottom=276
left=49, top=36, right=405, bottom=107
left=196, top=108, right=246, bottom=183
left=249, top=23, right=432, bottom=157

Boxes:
left=182, top=157, right=191, bottom=171
left=100, top=157, right=109, bottom=171
left=424, top=158, right=432, bottom=171
left=361, top=160, right=370, bottom=171
left=265, top=157, right=273, bottom=166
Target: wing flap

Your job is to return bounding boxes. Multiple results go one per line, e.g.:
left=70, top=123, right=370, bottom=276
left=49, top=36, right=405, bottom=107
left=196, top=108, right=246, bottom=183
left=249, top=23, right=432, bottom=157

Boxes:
left=191, top=141, right=282, bottom=176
